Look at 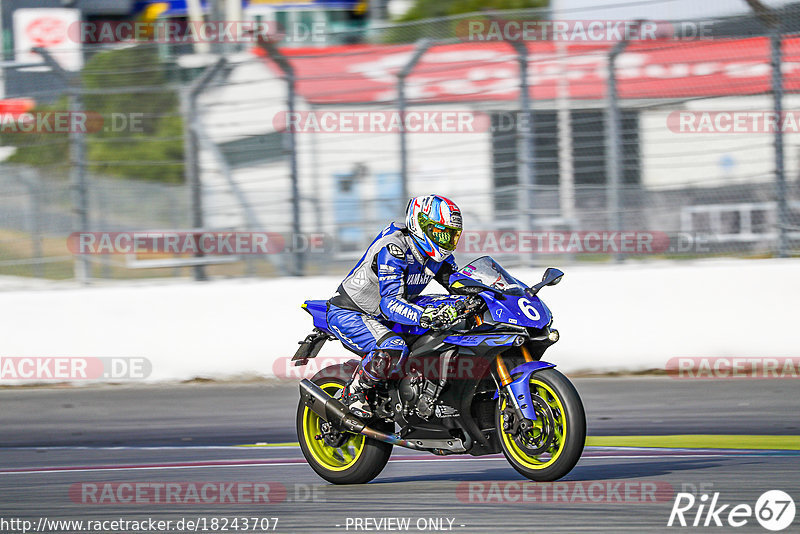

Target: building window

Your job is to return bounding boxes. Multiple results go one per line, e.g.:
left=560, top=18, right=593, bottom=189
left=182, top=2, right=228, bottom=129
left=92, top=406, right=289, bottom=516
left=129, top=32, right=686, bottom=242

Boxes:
left=491, top=109, right=640, bottom=215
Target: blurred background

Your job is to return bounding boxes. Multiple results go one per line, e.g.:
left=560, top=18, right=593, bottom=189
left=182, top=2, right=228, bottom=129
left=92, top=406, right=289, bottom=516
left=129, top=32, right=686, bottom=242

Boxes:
left=0, top=0, right=799, bottom=285
left=2, top=6, right=799, bottom=526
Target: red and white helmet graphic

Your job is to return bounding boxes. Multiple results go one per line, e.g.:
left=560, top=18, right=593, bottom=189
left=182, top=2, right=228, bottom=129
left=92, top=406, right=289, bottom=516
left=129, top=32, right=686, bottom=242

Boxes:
left=405, top=195, right=462, bottom=262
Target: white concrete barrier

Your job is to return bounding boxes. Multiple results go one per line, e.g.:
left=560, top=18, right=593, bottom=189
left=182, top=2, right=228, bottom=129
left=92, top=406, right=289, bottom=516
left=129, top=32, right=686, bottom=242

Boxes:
left=1, top=259, right=797, bottom=383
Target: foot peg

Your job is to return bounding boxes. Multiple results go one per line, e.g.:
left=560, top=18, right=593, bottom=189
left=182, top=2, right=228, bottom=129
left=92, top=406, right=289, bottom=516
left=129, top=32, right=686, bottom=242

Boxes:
left=342, top=368, right=375, bottom=419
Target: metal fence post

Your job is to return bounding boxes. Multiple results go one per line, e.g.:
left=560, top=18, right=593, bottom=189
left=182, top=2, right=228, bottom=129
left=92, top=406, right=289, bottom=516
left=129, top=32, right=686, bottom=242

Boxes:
left=606, top=39, right=629, bottom=263
left=397, top=39, right=432, bottom=205
left=33, top=47, right=90, bottom=283
left=509, top=40, right=535, bottom=238
left=18, top=169, right=44, bottom=278
left=771, top=28, right=789, bottom=258
left=286, top=65, right=302, bottom=276
left=181, top=91, right=204, bottom=281
left=555, top=39, right=575, bottom=226
left=744, top=0, right=788, bottom=257
left=258, top=39, right=303, bottom=276
left=183, top=56, right=227, bottom=281
left=68, top=83, right=91, bottom=282
left=309, top=103, right=324, bottom=236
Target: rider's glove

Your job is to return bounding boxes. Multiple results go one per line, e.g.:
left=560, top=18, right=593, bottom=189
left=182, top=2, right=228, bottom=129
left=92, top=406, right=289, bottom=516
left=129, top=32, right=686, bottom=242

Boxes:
left=436, top=303, right=459, bottom=328
left=419, top=306, right=438, bottom=329
left=419, top=303, right=459, bottom=330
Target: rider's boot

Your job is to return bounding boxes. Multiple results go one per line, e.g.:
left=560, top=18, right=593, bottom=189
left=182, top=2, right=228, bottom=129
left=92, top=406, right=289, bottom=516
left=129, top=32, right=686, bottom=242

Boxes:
left=342, top=367, right=376, bottom=419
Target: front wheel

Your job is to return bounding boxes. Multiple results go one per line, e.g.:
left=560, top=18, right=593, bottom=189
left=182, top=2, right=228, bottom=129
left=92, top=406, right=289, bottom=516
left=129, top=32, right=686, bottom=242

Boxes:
left=296, top=365, right=392, bottom=484
left=496, top=368, right=586, bottom=481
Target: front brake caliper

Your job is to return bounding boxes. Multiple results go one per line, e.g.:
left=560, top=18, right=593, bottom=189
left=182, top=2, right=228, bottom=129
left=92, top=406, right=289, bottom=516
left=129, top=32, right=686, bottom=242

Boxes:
left=501, top=404, right=521, bottom=434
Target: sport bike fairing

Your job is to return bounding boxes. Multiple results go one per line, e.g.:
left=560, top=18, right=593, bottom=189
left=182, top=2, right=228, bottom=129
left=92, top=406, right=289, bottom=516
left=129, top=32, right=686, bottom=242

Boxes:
left=302, top=256, right=552, bottom=337
left=449, top=256, right=552, bottom=330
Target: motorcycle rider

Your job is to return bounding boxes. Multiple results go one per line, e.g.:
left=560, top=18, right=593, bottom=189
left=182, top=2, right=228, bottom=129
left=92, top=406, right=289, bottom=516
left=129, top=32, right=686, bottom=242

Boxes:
left=327, top=194, right=464, bottom=418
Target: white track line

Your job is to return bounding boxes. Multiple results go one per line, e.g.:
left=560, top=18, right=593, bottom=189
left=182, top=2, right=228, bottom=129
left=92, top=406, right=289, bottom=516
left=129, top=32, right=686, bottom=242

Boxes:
left=0, top=452, right=777, bottom=476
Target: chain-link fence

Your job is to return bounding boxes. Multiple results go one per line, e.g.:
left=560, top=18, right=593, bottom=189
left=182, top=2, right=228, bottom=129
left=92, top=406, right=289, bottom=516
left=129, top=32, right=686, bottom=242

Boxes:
left=1, top=4, right=799, bottom=283
left=0, top=41, right=196, bottom=282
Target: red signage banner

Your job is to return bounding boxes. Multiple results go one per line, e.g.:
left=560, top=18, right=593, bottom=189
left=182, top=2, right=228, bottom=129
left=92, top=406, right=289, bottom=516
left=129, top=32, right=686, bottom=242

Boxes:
left=257, top=37, right=800, bottom=104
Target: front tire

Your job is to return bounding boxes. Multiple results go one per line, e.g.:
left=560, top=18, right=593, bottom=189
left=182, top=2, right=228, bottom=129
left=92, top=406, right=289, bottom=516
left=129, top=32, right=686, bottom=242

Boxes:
left=296, top=364, right=392, bottom=484
left=496, top=368, right=585, bottom=481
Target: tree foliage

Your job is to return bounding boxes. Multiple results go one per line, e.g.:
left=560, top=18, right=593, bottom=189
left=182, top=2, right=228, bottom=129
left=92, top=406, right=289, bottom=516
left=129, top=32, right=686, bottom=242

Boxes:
left=0, top=45, right=184, bottom=183
left=397, top=0, right=548, bottom=22
left=382, top=0, right=548, bottom=43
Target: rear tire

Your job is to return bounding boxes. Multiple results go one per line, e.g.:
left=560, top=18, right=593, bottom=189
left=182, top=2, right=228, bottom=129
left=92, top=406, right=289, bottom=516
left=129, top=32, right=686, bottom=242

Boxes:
left=296, top=363, right=392, bottom=484
left=496, top=368, right=585, bottom=481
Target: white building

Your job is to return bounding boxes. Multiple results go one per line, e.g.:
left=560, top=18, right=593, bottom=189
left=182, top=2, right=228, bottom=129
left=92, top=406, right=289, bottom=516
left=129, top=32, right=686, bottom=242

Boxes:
left=196, top=34, right=800, bottom=259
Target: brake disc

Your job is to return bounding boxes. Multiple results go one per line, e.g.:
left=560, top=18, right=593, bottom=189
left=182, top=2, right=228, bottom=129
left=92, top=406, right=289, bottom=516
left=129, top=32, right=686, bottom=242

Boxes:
left=512, top=395, right=555, bottom=456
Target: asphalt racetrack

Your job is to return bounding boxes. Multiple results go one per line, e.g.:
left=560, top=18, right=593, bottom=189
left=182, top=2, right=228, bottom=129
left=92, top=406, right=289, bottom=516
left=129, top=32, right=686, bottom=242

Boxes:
left=1, top=378, right=798, bottom=533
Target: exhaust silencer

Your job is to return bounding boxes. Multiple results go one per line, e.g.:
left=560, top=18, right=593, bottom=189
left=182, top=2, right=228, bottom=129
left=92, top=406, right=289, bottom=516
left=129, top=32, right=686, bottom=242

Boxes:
left=299, top=378, right=366, bottom=433
left=299, top=379, right=426, bottom=451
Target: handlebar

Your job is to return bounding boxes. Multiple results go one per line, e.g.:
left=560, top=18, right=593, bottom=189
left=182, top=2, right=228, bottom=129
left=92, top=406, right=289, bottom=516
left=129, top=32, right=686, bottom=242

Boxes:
left=428, top=296, right=483, bottom=331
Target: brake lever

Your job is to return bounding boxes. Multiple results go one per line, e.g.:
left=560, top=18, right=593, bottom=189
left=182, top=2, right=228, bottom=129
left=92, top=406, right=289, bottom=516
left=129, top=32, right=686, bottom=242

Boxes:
left=441, top=298, right=481, bottom=330
left=464, top=295, right=483, bottom=313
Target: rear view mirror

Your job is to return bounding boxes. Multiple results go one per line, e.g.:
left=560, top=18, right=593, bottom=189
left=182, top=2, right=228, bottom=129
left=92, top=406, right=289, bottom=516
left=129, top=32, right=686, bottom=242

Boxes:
left=542, top=267, right=564, bottom=286
left=526, top=267, right=565, bottom=297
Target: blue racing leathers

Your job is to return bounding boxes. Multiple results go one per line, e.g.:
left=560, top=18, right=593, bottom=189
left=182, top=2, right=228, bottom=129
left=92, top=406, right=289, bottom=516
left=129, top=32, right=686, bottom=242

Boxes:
left=327, top=222, right=457, bottom=381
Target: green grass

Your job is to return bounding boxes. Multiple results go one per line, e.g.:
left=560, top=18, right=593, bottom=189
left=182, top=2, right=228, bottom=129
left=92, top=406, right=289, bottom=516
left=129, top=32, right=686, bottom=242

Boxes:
left=586, top=435, right=800, bottom=450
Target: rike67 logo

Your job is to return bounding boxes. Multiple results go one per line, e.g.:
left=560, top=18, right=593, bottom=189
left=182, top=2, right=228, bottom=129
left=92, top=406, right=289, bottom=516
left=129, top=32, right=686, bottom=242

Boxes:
left=668, top=490, right=796, bottom=531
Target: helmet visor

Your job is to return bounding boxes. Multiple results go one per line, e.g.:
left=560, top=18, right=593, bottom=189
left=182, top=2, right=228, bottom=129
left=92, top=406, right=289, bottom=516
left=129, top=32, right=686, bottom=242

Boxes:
left=419, top=214, right=461, bottom=251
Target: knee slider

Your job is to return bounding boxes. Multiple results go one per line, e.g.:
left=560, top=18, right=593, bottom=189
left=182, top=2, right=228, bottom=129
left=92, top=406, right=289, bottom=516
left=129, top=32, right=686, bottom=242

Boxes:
left=363, top=348, right=404, bottom=380
left=377, top=335, right=409, bottom=356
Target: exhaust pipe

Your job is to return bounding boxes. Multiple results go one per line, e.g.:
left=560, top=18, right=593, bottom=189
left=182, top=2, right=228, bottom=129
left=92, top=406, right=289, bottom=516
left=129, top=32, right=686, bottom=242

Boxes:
left=299, top=379, right=426, bottom=451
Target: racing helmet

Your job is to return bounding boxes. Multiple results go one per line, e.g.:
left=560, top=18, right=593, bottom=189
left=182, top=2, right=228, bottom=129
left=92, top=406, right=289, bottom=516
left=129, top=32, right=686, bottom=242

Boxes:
left=405, top=195, right=462, bottom=262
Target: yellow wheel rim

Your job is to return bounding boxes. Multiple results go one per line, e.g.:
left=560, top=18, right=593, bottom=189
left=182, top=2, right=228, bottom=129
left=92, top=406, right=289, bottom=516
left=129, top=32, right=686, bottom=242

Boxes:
left=302, top=382, right=366, bottom=471
left=501, top=378, right=567, bottom=470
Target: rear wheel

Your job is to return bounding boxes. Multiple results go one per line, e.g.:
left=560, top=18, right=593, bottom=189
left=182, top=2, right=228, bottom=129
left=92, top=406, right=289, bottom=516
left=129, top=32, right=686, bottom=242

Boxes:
left=496, top=368, right=585, bottom=481
left=296, top=366, right=392, bottom=484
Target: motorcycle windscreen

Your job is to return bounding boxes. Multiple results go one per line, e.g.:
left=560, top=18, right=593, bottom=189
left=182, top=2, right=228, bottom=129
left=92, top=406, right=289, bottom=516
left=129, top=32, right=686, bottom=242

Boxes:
left=456, top=256, right=527, bottom=296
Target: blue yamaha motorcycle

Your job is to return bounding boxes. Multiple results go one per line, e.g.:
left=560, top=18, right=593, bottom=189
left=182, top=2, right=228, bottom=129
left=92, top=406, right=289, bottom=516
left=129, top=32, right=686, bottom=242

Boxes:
left=294, top=256, right=585, bottom=484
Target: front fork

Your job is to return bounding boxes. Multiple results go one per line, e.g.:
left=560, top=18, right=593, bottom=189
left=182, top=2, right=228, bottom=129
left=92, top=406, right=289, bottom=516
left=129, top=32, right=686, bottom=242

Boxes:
left=496, top=347, right=535, bottom=432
